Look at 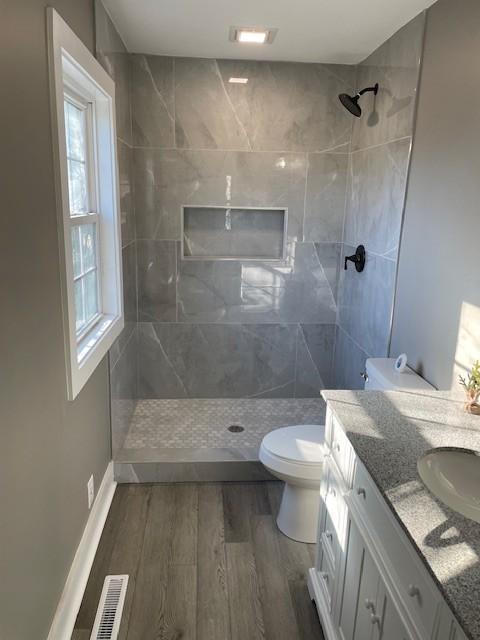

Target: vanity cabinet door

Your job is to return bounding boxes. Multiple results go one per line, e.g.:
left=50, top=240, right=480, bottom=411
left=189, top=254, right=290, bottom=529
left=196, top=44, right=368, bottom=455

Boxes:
left=435, top=604, right=468, bottom=640
left=352, top=542, right=380, bottom=640
left=374, top=582, right=413, bottom=640
left=337, top=518, right=363, bottom=640
left=337, top=518, right=378, bottom=640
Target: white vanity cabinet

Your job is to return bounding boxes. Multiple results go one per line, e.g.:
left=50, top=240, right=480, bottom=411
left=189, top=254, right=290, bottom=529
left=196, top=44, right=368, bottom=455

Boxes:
left=308, top=407, right=468, bottom=640
left=337, top=517, right=411, bottom=640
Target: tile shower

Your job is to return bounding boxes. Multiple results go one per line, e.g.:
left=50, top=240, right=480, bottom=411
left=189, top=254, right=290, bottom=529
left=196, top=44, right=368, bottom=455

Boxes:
left=96, top=1, right=425, bottom=477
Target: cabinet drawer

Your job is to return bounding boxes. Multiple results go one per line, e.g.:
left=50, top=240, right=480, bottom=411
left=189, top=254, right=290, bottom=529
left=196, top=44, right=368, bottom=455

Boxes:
left=326, top=410, right=355, bottom=487
left=318, top=541, right=335, bottom=610
left=352, top=460, right=441, bottom=638
left=321, top=461, right=348, bottom=570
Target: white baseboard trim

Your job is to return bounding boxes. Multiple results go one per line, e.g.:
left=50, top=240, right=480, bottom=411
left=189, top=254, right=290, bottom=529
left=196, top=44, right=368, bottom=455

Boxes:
left=47, top=461, right=116, bottom=640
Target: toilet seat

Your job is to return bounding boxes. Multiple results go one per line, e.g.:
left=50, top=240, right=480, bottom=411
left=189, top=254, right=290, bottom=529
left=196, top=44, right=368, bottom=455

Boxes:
left=259, top=424, right=326, bottom=482
left=261, top=425, right=326, bottom=465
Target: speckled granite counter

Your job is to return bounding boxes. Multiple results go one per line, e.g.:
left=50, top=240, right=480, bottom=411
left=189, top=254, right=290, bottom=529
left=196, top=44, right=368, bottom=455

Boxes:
left=321, top=389, right=480, bottom=640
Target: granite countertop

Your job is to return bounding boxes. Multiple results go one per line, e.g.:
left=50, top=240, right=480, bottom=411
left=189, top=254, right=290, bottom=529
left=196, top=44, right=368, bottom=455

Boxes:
left=321, top=389, right=480, bottom=640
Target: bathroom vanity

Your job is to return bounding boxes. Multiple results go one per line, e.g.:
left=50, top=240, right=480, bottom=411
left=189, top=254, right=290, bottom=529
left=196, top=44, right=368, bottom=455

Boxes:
left=309, top=390, right=480, bottom=640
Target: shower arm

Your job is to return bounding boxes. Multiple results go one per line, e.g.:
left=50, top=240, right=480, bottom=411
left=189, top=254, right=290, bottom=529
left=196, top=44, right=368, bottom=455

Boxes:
left=357, top=83, right=379, bottom=98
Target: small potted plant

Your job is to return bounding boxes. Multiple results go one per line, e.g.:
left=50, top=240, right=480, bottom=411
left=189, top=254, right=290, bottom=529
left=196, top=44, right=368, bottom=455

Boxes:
left=459, top=360, right=480, bottom=415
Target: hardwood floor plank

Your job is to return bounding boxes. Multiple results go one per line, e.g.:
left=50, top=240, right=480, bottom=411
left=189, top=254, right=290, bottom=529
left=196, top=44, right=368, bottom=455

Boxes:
left=251, top=515, right=299, bottom=640
left=252, top=482, right=272, bottom=515
left=197, top=484, right=231, bottom=640
left=266, top=481, right=283, bottom=515
left=226, top=542, right=265, bottom=640
left=71, top=630, right=90, bottom=640
left=161, top=564, right=197, bottom=640
left=267, top=482, right=315, bottom=581
left=223, top=484, right=251, bottom=542
left=171, top=484, right=198, bottom=566
left=223, top=483, right=271, bottom=542
left=74, top=486, right=129, bottom=630
left=288, top=579, right=324, bottom=640
left=266, top=482, right=315, bottom=580
left=74, top=482, right=321, bottom=640
left=109, top=486, right=151, bottom=640
left=126, top=484, right=176, bottom=640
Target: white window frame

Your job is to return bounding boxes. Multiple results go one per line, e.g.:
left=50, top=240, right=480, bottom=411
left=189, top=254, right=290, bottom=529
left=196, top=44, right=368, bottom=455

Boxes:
left=48, top=8, right=124, bottom=400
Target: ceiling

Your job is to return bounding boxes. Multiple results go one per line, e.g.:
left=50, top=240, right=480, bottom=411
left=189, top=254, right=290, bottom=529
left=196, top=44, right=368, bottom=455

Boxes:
left=103, top=0, right=436, bottom=64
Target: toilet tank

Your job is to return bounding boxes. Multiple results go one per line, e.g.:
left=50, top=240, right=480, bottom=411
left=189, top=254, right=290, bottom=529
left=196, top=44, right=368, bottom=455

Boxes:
left=365, top=358, right=434, bottom=391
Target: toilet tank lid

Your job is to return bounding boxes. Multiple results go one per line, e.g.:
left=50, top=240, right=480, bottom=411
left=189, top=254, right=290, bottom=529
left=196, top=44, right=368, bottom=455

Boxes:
left=261, top=424, right=326, bottom=464
left=366, top=358, right=435, bottom=391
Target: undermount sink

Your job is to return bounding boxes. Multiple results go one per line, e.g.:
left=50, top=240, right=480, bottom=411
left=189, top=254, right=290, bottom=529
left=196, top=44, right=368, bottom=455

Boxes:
left=417, top=448, right=480, bottom=523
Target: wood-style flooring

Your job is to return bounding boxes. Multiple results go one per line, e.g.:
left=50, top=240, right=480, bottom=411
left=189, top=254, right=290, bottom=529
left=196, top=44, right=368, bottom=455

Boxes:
left=73, top=482, right=324, bottom=640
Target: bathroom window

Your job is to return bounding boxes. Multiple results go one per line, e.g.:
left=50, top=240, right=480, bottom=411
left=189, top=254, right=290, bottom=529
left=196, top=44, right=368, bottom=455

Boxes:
left=49, top=9, right=123, bottom=400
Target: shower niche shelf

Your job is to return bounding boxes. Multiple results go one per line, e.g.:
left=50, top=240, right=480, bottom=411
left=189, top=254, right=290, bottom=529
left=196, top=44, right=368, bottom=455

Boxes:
left=182, top=205, right=287, bottom=260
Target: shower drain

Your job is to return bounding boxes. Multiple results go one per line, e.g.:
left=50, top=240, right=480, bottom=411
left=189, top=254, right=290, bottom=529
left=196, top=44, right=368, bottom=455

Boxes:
left=228, top=425, right=245, bottom=433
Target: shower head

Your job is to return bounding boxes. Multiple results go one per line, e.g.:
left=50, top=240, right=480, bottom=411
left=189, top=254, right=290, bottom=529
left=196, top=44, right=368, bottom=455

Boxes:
left=339, top=92, right=361, bottom=117
left=338, top=83, right=379, bottom=117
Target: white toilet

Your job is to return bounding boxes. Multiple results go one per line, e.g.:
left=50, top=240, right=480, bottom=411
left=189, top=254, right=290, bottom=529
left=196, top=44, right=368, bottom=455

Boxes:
left=260, top=358, right=434, bottom=543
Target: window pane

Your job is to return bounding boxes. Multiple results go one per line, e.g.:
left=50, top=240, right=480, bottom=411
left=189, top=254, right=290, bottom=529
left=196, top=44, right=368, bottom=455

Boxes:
left=64, top=100, right=86, bottom=162
left=80, top=223, right=97, bottom=272
left=84, top=270, right=99, bottom=323
left=74, top=279, right=85, bottom=332
left=67, top=159, right=88, bottom=214
left=71, top=226, right=81, bottom=278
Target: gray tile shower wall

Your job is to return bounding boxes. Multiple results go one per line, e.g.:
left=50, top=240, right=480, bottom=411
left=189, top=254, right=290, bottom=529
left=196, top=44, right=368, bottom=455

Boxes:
left=131, top=54, right=354, bottom=397
left=133, top=148, right=307, bottom=241
left=173, top=58, right=355, bottom=151
left=96, top=1, right=138, bottom=444
left=176, top=242, right=337, bottom=324
left=110, top=327, right=138, bottom=455
left=137, top=322, right=336, bottom=399
left=334, top=13, right=425, bottom=387
left=96, top=1, right=425, bottom=403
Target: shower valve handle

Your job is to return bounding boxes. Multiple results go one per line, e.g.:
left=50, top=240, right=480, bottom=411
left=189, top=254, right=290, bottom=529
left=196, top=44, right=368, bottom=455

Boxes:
left=344, top=245, right=366, bottom=273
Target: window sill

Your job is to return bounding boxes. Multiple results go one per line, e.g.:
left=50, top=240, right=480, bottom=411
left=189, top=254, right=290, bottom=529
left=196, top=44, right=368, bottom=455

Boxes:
left=67, top=312, right=123, bottom=400
left=77, top=314, right=116, bottom=363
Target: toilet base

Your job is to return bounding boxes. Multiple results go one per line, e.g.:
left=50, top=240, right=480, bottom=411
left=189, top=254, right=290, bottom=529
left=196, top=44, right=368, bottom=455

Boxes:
left=276, top=482, right=320, bottom=543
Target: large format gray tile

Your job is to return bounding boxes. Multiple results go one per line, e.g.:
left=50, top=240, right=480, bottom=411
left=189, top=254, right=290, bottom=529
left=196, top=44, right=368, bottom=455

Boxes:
left=122, top=242, right=137, bottom=322
left=344, top=138, right=411, bottom=257
left=314, top=243, right=342, bottom=303
left=177, top=242, right=336, bottom=324
left=175, top=57, right=251, bottom=151
left=134, top=149, right=306, bottom=241
left=114, top=460, right=273, bottom=483
left=110, top=328, right=137, bottom=455
left=95, top=0, right=132, bottom=145
left=295, top=324, right=336, bottom=397
left=352, top=13, right=424, bottom=151
left=118, top=140, right=135, bottom=247
left=175, top=57, right=353, bottom=152
left=333, top=326, right=369, bottom=390
left=304, top=152, right=348, bottom=242
left=338, top=245, right=396, bottom=357
left=131, top=54, right=175, bottom=148
left=109, top=322, right=135, bottom=371
left=215, top=60, right=353, bottom=152
left=137, top=240, right=176, bottom=322
left=137, top=322, right=297, bottom=398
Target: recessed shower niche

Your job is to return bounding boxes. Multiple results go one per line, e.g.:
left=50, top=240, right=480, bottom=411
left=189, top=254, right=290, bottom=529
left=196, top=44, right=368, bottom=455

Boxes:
left=182, top=206, right=287, bottom=259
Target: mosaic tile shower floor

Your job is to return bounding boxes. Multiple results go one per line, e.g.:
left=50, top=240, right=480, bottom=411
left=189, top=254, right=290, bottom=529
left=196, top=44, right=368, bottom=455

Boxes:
left=123, top=398, right=326, bottom=450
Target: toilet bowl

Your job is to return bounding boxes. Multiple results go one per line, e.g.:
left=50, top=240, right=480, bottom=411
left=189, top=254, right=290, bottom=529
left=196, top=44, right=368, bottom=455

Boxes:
left=259, top=424, right=325, bottom=543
